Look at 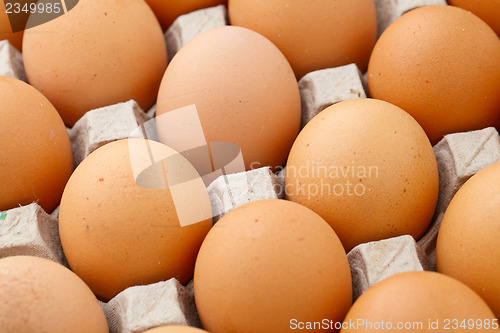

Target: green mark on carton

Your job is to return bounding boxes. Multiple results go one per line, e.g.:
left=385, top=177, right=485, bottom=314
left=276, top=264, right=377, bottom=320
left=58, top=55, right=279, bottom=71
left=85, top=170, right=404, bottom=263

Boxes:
left=0, top=212, right=6, bottom=220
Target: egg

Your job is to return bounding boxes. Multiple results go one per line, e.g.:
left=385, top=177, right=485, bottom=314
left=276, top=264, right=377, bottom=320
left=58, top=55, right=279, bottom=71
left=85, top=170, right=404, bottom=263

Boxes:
left=194, top=199, right=352, bottom=333
left=368, top=5, right=500, bottom=144
left=340, top=271, right=497, bottom=333
left=0, top=256, right=108, bottom=333
left=228, top=0, right=378, bottom=78
left=0, top=76, right=73, bottom=213
left=143, top=326, right=208, bottom=333
left=436, top=161, right=500, bottom=318
left=0, top=1, right=23, bottom=50
left=448, top=0, right=500, bottom=37
left=145, top=0, right=227, bottom=30
left=59, top=139, right=212, bottom=301
left=22, top=0, right=167, bottom=127
left=156, top=26, right=300, bottom=171
left=285, top=98, right=439, bottom=252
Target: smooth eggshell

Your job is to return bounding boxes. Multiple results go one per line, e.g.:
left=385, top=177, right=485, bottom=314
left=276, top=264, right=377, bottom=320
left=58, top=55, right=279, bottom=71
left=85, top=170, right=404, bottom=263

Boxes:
left=23, top=0, right=167, bottom=127
left=368, top=5, right=500, bottom=144
left=0, top=0, right=23, bottom=50
left=448, top=0, right=500, bottom=37
left=145, top=0, right=227, bottom=30
left=0, top=256, right=108, bottom=333
left=437, top=161, right=500, bottom=318
left=285, top=98, right=439, bottom=252
left=157, top=26, right=301, bottom=171
left=341, top=271, right=497, bottom=333
left=194, top=199, right=352, bottom=333
left=59, top=139, right=212, bottom=301
left=0, top=76, right=73, bottom=213
left=229, top=0, right=378, bottom=78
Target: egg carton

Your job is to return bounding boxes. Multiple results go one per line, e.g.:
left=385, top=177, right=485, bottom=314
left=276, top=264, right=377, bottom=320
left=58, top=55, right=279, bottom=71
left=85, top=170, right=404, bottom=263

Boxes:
left=348, top=235, right=432, bottom=301
left=299, top=64, right=366, bottom=128
left=3, top=102, right=498, bottom=330
left=373, top=0, right=447, bottom=36
left=349, top=127, right=500, bottom=301
left=0, top=203, right=65, bottom=265
left=165, top=5, right=228, bottom=61
left=1, top=1, right=497, bottom=332
left=0, top=40, right=26, bottom=81
left=102, top=279, right=201, bottom=333
left=208, top=166, right=285, bottom=222
left=419, top=127, right=500, bottom=265
left=69, top=100, right=152, bottom=168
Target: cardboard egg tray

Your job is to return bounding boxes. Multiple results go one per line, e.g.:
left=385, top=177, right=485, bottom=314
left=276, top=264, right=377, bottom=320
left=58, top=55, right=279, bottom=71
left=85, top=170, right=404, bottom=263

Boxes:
left=1, top=1, right=498, bottom=332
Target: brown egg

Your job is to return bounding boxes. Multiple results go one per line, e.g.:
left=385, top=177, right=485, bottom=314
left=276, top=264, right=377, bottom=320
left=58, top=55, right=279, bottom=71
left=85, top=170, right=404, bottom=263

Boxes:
left=437, top=162, right=500, bottom=318
left=59, top=139, right=212, bottom=301
left=145, top=0, right=227, bottom=30
left=229, top=0, right=377, bottom=78
left=23, top=0, right=167, bottom=127
left=0, top=1, right=23, bottom=50
left=143, top=326, right=208, bottom=333
left=0, top=76, right=72, bottom=213
left=368, top=5, right=500, bottom=144
left=448, top=0, right=500, bottom=37
left=285, top=99, right=439, bottom=252
left=340, top=271, right=497, bottom=333
left=156, top=26, right=300, bottom=171
left=194, top=199, right=352, bottom=333
left=0, top=256, right=108, bottom=333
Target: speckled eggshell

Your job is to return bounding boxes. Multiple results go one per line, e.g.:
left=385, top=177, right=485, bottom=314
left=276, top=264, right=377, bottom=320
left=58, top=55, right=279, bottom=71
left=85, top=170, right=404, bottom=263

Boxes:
left=448, top=0, right=500, bottom=37
left=156, top=26, right=301, bottom=171
left=229, top=0, right=378, bottom=78
left=340, top=272, right=497, bottom=333
left=437, top=162, right=500, bottom=318
left=194, top=199, right=352, bottom=333
left=285, top=98, right=439, bottom=252
left=59, top=139, right=212, bottom=301
left=22, top=0, right=167, bottom=127
left=368, top=5, right=500, bottom=144
left=0, top=76, right=73, bottom=213
left=0, top=256, right=108, bottom=333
